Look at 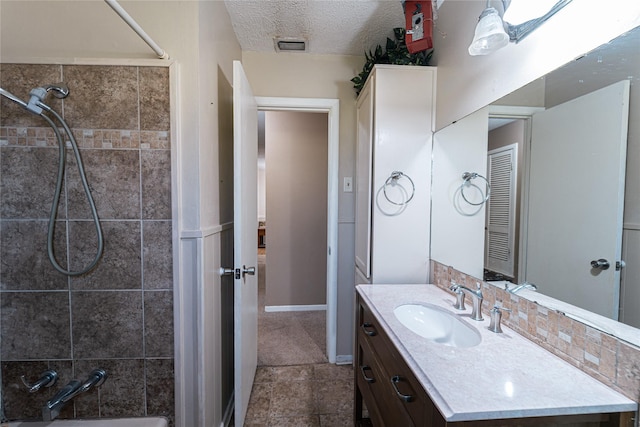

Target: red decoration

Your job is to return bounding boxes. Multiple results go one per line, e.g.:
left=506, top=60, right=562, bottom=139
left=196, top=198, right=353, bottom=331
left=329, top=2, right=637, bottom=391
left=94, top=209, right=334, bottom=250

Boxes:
left=404, top=1, right=433, bottom=53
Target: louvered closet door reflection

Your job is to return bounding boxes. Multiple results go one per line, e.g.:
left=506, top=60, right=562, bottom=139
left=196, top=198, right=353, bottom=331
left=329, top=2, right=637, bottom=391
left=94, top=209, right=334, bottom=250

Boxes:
left=486, top=144, right=517, bottom=277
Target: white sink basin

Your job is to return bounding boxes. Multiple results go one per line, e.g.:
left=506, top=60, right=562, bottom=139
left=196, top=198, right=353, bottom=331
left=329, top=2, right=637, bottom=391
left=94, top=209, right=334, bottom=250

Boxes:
left=394, top=303, right=481, bottom=348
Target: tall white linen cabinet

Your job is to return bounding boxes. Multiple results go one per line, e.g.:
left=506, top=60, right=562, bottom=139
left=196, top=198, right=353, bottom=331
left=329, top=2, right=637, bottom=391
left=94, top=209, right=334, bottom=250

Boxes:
left=355, top=65, right=436, bottom=285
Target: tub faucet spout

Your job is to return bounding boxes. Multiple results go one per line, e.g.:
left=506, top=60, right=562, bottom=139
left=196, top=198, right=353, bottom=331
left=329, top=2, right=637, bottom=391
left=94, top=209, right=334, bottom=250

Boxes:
left=506, top=281, right=537, bottom=294
left=42, top=369, right=107, bottom=421
left=42, top=380, right=81, bottom=421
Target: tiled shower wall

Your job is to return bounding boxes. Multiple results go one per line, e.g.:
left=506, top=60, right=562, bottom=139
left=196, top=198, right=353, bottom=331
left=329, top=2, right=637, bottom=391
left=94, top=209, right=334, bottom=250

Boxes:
left=431, top=260, right=640, bottom=405
left=0, top=64, right=174, bottom=423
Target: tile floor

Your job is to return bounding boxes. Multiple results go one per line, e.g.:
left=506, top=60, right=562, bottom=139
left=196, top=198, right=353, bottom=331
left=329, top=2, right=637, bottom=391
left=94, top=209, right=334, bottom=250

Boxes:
left=243, top=249, right=354, bottom=426
left=243, top=363, right=353, bottom=426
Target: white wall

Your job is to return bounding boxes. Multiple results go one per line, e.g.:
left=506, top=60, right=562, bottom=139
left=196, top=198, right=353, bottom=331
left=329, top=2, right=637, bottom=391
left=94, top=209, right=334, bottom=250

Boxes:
left=265, top=111, right=328, bottom=307
left=433, top=0, right=640, bottom=130
left=621, top=230, right=640, bottom=327
left=257, top=112, right=266, bottom=221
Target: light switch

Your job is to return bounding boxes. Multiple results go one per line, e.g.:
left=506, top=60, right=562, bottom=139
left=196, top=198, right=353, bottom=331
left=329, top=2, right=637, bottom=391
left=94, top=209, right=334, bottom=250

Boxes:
left=344, top=177, right=353, bottom=192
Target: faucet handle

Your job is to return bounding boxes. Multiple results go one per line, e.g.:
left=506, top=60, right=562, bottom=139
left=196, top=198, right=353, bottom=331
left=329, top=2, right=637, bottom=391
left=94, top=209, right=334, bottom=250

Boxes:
left=475, top=281, right=483, bottom=295
left=449, top=281, right=466, bottom=310
left=21, top=370, right=58, bottom=393
left=79, top=369, right=108, bottom=393
left=489, top=305, right=511, bottom=333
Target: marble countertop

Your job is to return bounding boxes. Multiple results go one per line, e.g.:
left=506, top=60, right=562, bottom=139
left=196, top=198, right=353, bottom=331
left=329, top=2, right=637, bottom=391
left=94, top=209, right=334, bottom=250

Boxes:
left=357, top=284, right=637, bottom=422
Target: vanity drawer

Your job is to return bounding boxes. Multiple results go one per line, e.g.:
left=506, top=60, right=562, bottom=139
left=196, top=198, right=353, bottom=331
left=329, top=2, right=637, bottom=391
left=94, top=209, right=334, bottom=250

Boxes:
left=358, top=299, right=397, bottom=364
left=357, top=298, right=438, bottom=426
left=357, top=339, right=414, bottom=427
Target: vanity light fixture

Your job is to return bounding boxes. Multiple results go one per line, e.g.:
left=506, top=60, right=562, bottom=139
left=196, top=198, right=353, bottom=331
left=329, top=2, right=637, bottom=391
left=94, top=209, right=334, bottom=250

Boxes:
left=504, top=0, right=573, bottom=42
left=468, top=1, right=509, bottom=56
left=468, top=0, right=573, bottom=56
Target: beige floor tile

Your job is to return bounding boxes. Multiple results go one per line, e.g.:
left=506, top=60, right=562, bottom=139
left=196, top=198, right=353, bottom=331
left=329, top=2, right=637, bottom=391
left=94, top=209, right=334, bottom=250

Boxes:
left=270, top=364, right=314, bottom=382
left=313, top=363, right=353, bottom=381
left=243, top=417, right=268, bottom=427
left=269, top=381, right=316, bottom=418
left=267, top=415, right=321, bottom=427
left=319, top=413, right=353, bottom=427
left=246, top=383, right=272, bottom=420
left=314, top=379, right=354, bottom=415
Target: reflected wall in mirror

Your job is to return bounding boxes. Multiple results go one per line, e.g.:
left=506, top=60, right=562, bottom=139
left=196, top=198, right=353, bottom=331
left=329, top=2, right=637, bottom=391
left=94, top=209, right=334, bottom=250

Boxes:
left=483, top=25, right=640, bottom=329
left=431, top=25, right=640, bottom=348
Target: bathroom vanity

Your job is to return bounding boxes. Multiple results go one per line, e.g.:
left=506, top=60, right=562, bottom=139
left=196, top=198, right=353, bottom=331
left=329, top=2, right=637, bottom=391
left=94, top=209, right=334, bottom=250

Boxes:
left=354, top=284, right=637, bottom=426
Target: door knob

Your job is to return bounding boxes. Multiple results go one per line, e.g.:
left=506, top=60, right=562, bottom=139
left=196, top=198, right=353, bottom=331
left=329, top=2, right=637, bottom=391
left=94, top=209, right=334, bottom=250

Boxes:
left=590, top=259, right=610, bottom=270
left=219, top=268, right=234, bottom=276
left=242, top=265, right=256, bottom=277
left=220, top=266, right=256, bottom=279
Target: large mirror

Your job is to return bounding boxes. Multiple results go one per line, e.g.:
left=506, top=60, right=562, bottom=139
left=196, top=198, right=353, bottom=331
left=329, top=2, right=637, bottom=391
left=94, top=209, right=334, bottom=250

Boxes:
left=433, top=25, right=640, bottom=346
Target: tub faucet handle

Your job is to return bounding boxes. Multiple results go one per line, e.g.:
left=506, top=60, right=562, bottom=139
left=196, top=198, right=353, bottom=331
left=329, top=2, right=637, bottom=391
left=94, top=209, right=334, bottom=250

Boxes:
left=79, top=368, right=108, bottom=393
left=21, top=370, right=58, bottom=393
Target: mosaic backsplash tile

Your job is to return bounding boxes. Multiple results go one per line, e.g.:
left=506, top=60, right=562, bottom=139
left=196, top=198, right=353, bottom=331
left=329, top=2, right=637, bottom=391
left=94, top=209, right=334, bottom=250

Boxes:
left=431, top=259, right=640, bottom=404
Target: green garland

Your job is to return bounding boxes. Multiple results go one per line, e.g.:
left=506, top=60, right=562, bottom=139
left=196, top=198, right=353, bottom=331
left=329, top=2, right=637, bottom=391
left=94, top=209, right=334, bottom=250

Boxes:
left=351, top=28, right=434, bottom=96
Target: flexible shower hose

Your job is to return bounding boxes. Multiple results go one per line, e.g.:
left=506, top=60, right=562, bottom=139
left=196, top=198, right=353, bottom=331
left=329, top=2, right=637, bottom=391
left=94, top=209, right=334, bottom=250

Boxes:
left=36, top=104, right=104, bottom=276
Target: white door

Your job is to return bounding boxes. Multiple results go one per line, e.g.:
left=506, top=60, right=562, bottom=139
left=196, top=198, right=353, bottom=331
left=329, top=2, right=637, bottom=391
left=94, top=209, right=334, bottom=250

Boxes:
left=233, top=60, right=259, bottom=427
left=526, top=80, right=629, bottom=318
left=354, top=82, right=374, bottom=279
left=485, top=144, right=517, bottom=278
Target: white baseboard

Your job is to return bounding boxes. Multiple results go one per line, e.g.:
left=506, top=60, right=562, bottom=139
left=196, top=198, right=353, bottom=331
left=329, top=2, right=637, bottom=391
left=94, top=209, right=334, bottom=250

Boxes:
left=265, top=304, right=327, bottom=312
left=335, top=354, right=353, bottom=365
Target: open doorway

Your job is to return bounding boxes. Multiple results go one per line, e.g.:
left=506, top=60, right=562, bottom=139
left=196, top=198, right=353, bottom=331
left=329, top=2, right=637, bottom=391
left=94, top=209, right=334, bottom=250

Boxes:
left=257, top=110, right=329, bottom=365
left=484, top=117, right=527, bottom=283
left=254, top=96, right=340, bottom=364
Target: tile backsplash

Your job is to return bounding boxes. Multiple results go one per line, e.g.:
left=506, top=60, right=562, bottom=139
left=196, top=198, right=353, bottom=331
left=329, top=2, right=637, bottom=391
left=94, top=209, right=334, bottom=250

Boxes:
left=431, top=260, right=640, bottom=405
left=0, top=64, right=173, bottom=423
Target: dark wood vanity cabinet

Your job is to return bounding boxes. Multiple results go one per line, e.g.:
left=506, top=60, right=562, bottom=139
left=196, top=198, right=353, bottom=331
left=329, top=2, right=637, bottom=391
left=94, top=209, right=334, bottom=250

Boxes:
left=354, top=294, right=635, bottom=427
left=355, top=294, right=444, bottom=427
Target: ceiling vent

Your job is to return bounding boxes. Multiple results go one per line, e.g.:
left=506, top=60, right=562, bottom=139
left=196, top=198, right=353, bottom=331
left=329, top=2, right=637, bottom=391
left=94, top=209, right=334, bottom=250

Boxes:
left=274, top=37, right=307, bottom=53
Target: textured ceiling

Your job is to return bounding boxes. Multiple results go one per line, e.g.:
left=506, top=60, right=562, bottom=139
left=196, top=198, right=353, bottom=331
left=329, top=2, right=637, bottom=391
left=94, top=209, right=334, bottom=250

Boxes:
left=223, top=0, right=406, bottom=56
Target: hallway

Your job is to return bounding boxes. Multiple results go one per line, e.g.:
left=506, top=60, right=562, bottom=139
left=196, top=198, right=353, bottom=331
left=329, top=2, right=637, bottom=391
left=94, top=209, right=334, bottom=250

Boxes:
left=243, top=251, right=353, bottom=426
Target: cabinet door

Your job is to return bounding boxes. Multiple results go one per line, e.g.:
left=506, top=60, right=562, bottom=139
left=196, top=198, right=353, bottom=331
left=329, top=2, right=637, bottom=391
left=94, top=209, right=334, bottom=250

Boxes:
left=355, top=81, right=374, bottom=278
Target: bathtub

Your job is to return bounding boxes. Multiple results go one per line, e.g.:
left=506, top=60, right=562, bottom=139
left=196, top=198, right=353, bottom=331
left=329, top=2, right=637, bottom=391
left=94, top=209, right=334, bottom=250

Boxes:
left=6, top=418, right=168, bottom=427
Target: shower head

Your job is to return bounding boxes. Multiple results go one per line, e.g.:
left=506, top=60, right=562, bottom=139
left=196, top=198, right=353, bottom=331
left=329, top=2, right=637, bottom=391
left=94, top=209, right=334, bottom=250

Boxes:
left=26, top=83, right=69, bottom=115
left=37, top=84, right=70, bottom=99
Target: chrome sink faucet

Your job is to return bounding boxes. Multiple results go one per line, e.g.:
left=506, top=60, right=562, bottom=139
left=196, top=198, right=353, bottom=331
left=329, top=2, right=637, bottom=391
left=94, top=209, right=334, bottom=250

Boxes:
left=42, top=369, right=107, bottom=421
left=451, top=281, right=484, bottom=321
left=505, top=281, right=537, bottom=294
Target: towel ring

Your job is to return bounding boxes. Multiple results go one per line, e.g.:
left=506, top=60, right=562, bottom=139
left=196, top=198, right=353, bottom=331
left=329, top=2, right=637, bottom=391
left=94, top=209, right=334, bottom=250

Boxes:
left=460, top=172, right=491, bottom=206
left=383, top=171, right=415, bottom=206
